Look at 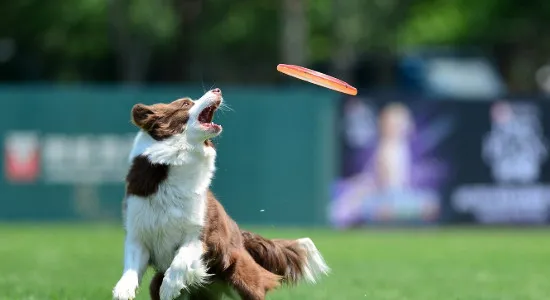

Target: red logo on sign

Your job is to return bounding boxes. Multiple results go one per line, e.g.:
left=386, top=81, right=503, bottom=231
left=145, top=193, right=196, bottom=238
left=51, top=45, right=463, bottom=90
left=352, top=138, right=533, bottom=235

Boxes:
left=4, top=132, right=40, bottom=183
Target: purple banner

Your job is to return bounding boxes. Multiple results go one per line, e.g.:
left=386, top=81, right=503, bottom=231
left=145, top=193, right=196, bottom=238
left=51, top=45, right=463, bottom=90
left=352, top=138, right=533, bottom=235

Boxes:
left=330, top=96, right=455, bottom=228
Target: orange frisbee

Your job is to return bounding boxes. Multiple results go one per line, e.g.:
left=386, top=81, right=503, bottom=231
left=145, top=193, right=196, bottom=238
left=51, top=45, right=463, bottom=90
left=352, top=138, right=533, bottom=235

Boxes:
left=277, top=64, right=357, bottom=96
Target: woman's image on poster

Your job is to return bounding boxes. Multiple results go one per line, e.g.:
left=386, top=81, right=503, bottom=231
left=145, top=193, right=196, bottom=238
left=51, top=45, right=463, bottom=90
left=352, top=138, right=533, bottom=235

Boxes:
left=331, top=99, right=442, bottom=228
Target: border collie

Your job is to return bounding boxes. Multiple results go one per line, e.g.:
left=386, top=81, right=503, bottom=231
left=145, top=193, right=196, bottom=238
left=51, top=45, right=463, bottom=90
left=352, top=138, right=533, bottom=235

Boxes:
left=112, top=89, right=329, bottom=300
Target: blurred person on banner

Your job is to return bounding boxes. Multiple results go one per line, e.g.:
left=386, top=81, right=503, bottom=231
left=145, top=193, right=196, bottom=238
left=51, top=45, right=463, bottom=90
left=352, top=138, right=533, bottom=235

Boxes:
left=331, top=99, right=446, bottom=228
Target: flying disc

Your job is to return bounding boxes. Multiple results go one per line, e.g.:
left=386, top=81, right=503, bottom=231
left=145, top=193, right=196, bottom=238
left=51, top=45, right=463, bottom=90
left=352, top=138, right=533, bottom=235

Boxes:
left=277, top=64, right=357, bottom=96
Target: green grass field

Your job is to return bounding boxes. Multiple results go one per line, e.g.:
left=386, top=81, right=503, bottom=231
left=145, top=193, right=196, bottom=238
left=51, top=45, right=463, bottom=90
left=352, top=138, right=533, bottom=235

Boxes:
left=0, top=224, right=549, bottom=300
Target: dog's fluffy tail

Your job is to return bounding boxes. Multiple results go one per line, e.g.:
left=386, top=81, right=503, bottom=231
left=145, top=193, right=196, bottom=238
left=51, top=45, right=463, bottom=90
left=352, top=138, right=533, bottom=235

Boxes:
left=241, top=230, right=330, bottom=285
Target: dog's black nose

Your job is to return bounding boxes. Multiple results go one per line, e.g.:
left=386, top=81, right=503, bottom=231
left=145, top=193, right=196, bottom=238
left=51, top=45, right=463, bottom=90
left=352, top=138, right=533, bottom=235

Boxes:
left=212, top=88, right=221, bottom=95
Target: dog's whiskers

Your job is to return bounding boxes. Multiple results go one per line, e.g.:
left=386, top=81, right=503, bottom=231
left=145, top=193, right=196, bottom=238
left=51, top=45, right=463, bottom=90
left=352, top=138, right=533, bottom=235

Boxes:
left=218, top=102, right=234, bottom=113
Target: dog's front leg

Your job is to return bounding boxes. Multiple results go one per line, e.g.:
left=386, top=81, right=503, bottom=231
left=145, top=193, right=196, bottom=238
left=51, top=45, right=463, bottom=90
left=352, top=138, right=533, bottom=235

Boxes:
left=159, top=236, right=209, bottom=300
left=112, top=234, right=150, bottom=300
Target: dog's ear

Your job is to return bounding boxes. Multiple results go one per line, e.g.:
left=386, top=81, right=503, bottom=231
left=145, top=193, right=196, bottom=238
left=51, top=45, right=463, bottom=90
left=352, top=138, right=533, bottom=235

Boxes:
left=131, top=104, right=157, bottom=129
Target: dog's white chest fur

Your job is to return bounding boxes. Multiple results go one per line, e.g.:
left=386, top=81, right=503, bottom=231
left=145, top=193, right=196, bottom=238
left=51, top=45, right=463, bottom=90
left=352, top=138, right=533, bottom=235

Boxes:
left=125, top=131, right=216, bottom=271
left=126, top=189, right=206, bottom=271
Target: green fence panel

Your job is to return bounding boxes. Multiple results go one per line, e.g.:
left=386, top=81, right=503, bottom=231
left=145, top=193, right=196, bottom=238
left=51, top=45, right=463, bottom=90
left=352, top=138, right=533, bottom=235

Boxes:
left=0, top=85, right=337, bottom=226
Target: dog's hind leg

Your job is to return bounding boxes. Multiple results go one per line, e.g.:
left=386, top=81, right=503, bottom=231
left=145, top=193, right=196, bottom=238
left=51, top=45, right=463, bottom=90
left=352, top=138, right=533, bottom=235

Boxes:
left=225, top=250, right=281, bottom=300
left=150, top=271, right=163, bottom=300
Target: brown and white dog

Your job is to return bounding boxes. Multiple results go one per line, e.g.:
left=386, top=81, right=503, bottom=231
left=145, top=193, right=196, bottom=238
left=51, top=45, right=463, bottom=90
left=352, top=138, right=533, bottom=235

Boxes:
left=112, top=89, right=329, bottom=300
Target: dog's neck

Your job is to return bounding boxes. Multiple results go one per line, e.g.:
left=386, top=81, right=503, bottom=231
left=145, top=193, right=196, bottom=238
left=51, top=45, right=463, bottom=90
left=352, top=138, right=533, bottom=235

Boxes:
left=130, top=131, right=216, bottom=163
left=129, top=130, right=217, bottom=195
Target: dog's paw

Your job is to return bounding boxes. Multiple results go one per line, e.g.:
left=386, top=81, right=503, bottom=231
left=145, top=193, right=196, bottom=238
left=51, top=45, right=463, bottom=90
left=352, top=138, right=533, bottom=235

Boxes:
left=159, top=273, right=184, bottom=300
left=159, top=262, right=209, bottom=300
left=112, top=272, right=139, bottom=300
left=186, top=259, right=210, bottom=287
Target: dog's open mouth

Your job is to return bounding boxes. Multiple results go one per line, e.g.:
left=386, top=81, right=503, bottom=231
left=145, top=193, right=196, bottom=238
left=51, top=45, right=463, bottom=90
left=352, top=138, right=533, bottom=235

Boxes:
left=198, top=104, right=222, bottom=131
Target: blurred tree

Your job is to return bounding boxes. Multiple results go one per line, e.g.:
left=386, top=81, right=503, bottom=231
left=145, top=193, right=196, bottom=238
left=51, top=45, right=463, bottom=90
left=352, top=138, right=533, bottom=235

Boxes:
left=147, top=0, right=204, bottom=83
left=0, top=0, right=178, bottom=82
left=281, top=0, right=308, bottom=66
left=108, top=0, right=177, bottom=83
left=398, top=0, right=550, bottom=92
left=331, top=0, right=362, bottom=82
left=181, top=0, right=280, bottom=82
left=0, top=0, right=109, bottom=80
left=329, top=0, right=412, bottom=82
left=2, top=0, right=550, bottom=92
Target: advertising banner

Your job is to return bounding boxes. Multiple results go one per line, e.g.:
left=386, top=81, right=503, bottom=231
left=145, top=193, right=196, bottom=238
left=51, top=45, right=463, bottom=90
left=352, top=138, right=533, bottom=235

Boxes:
left=331, top=96, right=455, bottom=227
left=449, top=100, right=550, bottom=224
left=331, top=96, right=550, bottom=227
left=3, top=131, right=135, bottom=184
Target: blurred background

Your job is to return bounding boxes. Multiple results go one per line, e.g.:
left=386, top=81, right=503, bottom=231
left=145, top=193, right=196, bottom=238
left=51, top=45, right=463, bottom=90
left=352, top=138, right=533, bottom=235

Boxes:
left=1, top=0, right=550, bottom=299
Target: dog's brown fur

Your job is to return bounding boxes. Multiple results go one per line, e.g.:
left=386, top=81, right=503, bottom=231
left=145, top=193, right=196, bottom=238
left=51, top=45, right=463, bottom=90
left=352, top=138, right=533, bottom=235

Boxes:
left=131, top=98, right=194, bottom=141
